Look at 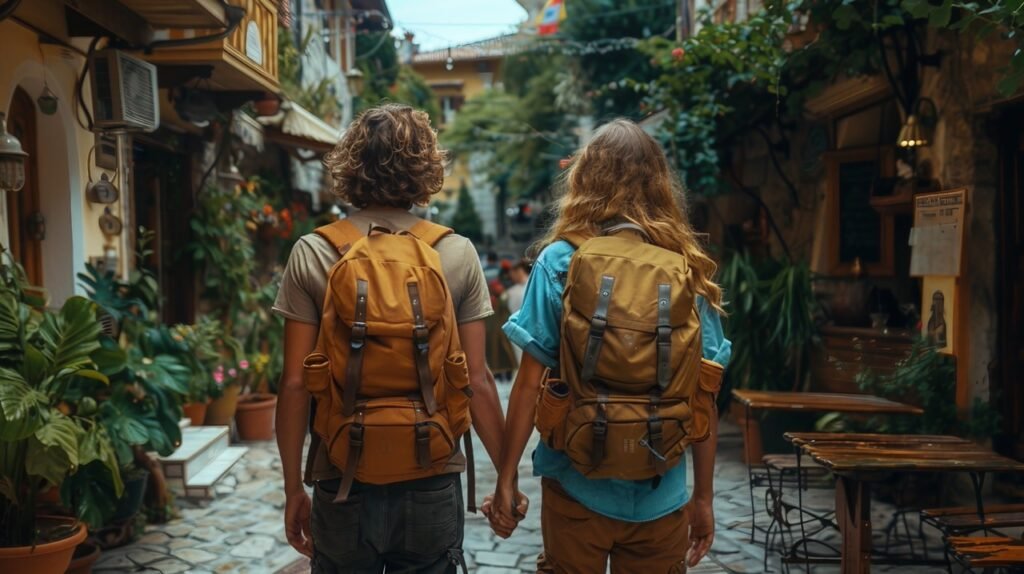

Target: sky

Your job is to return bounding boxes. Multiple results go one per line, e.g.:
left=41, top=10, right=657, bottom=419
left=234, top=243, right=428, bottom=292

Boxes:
left=386, top=0, right=529, bottom=52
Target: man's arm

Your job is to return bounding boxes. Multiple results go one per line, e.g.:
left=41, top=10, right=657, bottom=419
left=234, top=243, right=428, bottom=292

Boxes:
left=458, top=320, right=504, bottom=468
left=277, top=319, right=318, bottom=558
left=687, top=411, right=717, bottom=567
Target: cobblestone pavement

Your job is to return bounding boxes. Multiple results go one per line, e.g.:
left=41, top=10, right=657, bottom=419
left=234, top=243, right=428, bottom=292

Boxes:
left=96, top=383, right=963, bottom=573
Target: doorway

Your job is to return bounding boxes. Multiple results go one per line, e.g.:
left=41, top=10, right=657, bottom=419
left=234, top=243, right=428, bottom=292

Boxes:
left=997, top=108, right=1024, bottom=459
left=5, top=87, right=42, bottom=286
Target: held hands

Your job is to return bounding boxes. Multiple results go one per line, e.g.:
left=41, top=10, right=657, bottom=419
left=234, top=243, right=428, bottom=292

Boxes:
left=284, top=490, right=314, bottom=558
left=482, top=482, right=529, bottom=538
left=686, top=495, right=715, bottom=568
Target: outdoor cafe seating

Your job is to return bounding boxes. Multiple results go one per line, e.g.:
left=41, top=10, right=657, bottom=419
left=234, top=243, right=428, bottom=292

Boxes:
left=731, top=389, right=1024, bottom=573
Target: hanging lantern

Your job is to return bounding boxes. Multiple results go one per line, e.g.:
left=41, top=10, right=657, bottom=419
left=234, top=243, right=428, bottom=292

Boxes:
left=345, top=68, right=365, bottom=97
left=897, top=98, right=938, bottom=149
left=0, top=113, right=28, bottom=192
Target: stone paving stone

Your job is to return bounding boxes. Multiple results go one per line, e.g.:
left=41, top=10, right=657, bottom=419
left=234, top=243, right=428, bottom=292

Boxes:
left=462, top=536, right=496, bottom=552
left=127, top=549, right=169, bottom=565
left=163, top=523, right=193, bottom=537
left=176, top=547, right=219, bottom=564
left=137, top=531, right=171, bottom=545
left=229, top=534, right=277, bottom=558
left=93, top=553, right=135, bottom=570
left=475, top=550, right=521, bottom=567
left=476, top=567, right=522, bottom=574
left=190, top=525, right=225, bottom=543
left=149, top=558, right=192, bottom=573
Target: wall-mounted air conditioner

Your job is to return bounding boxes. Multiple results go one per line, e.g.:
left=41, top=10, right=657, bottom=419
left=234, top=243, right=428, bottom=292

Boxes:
left=89, top=49, right=160, bottom=132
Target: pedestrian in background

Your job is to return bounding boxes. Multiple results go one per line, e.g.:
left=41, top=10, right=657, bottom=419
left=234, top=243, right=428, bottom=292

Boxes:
left=485, top=119, right=732, bottom=573
left=503, top=260, right=531, bottom=365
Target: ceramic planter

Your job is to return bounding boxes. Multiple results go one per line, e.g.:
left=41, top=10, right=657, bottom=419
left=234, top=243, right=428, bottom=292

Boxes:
left=182, top=400, right=210, bottom=427
left=0, top=516, right=87, bottom=574
left=205, top=384, right=241, bottom=426
left=254, top=95, right=280, bottom=116
left=235, top=393, right=277, bottom=441
left=65, top=542, right=100, bottom=574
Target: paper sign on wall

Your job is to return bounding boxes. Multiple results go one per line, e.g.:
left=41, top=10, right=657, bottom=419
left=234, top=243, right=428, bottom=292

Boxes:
left=909, top=189, right=967, bottom=277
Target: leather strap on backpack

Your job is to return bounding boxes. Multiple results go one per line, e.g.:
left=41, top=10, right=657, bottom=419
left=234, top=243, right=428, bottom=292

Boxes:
left=407, top=220, right=453, bottom=247
left=646, top=388, right=668, bottom=476
left=581, top=275, right=615, bottom=384
left=342, top=280, right=369, bottom=417
left=656, top=284, right=672, bottom=390
left=591, top=388, right=608, bottom=467
left=464, top=432, right=477, bottom=513
left=407, top=282, right=439, bottom=415
left=334, top=413, right=365, bottom=503
left=314, top=219, right=363, bottom=255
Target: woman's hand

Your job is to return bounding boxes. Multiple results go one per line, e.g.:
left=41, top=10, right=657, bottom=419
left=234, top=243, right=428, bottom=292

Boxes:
left=487, top=480, right=527, bottom=538
left=686, top=495, right=715, bottom=567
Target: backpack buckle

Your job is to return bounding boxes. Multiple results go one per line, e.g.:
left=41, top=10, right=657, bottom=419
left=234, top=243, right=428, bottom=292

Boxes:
left=349, top=423, right=365, bottom=447
left=351, top=321, right=367, bottom=344
left=589, top=316, right=608, bottom=336
left=413, top=326, right=430, bottom=351
left=656, top=325, right=671, bottom=342
left=592, top=419, right=607, bottom=436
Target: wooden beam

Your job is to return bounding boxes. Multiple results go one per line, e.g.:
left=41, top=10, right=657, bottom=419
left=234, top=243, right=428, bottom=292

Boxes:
left=64, top=0, right=153, bottom=46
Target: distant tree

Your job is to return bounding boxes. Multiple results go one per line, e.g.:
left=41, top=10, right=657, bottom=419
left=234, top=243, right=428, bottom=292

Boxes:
left=356, top=32, right=440, bottom=123
left=448, top=182, right=484, bottom=243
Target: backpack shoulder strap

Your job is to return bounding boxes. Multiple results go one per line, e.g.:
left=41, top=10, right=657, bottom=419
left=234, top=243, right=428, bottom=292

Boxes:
left=408, top=220, right=454, bottom=247
left=314, top=220, right=363, bottom=255
left=560, top=231, right=589, bottom=248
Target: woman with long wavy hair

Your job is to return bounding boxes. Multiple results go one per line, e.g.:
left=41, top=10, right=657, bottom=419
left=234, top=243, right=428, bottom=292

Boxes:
left=485, top=119, right=732, bottom=573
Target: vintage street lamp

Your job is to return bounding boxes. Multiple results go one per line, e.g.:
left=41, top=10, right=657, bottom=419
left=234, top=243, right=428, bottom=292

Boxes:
left=898, top=98, right=938, bottom=149
left=0, top=112, right=28, bottom=192
left=345, top=68, right=364, bottom=98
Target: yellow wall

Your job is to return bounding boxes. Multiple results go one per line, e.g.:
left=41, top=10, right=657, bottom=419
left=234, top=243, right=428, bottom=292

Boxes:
left=0, top=20, right=122, bottom=304
left=414, top=57, right=504, bottom=102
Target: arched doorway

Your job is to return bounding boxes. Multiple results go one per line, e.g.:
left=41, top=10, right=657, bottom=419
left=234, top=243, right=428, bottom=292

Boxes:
left=5, top=86, right=42, bottom=285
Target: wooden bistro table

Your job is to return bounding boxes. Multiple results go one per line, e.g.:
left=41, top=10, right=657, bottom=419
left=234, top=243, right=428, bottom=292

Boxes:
left=730, top=390, right=924, bottom=543
left=786, top=432, right=1024, bottom=574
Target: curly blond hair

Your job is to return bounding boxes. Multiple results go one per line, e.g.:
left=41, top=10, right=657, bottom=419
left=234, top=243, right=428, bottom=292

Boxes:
left=323, top=104, right=447, bottom=209
left=539, top=119, right=723, bottom=312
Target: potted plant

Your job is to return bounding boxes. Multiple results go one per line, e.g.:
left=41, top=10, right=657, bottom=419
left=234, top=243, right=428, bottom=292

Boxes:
left=173, top=320, right=222, bottom=426
left=0, top=256, right=121, bottom=573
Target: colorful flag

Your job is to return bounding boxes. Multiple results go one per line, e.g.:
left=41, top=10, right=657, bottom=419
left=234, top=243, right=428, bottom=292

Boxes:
left=537, top=0, right=567, bottom=36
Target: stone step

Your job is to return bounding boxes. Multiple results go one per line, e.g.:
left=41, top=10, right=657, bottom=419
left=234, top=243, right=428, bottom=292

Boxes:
left=159, top=426, right=229, bottom=483
left=178, top=418, right=191, bottom=430
left=171, top=446, right=249, bottom=499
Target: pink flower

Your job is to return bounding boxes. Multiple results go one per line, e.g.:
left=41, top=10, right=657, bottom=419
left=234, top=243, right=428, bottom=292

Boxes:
left=213, top=372, right=224, bottom=385
left=228, top=368, right=238, bottom=377
left=215, top=365, right=224, bottom=374
left=239, top=360, right=250, bottom=370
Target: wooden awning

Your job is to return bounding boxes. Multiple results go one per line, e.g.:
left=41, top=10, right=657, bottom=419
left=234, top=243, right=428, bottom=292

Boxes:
left=119, top=0, right=227, bottom=29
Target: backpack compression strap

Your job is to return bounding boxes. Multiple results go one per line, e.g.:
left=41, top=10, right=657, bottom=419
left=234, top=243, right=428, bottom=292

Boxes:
left=314, top=219, right=363, bottom=255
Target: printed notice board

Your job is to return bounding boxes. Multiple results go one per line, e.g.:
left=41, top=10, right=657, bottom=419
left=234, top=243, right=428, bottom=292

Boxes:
left=909, top=188, right=967, bottom=277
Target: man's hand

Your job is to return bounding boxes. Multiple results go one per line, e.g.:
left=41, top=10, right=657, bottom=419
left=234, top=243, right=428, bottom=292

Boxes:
left=485, top=484, right=529, bottom=539
left=686, top=495, right=715, bottom=568
left=285, top=491, right=314, bottom=558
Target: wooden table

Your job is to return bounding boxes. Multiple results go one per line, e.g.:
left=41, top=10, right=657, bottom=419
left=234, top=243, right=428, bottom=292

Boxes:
left=786, top=432, right=1024, bottom=574
left=730, top=391, right=924, bottom=546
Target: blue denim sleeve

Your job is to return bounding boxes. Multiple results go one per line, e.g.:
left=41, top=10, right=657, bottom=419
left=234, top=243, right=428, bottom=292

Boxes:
left=698, top=296, right=732, bottom=367
left=502, top=245, right=570, bottom=370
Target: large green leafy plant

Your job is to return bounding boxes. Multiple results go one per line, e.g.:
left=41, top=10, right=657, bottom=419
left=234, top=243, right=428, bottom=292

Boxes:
left=0, top=254, right=122, bottom=546
left=719, top=252, right=819, bottom=397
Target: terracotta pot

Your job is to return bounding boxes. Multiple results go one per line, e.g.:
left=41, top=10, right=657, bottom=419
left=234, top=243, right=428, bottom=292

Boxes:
left=64, top=542, right=100, bottom=574
left=182, top=401, right=209, bottom=427
left=205, top=384, right=241, bottom=426
left=235, top=393, right=277, bottom=441
left=254, top=95, right=280, bottom=116
left=0, top=516, right=87, bottom=574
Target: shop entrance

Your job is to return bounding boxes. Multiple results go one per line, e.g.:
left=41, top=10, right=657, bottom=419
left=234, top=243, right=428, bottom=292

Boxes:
left=5, top=87, right=42, bottom=286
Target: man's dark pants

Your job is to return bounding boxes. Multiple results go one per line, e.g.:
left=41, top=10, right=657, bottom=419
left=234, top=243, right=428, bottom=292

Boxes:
left=310, top=473, right=466, bottom=574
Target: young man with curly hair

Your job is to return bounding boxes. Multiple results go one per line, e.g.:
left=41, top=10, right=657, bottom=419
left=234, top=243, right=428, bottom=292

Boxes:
left=273, top=104, right=513, bottom=573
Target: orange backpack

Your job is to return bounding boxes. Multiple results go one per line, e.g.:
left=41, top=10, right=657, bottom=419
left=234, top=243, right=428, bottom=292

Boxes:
left=302, top=219, right=475, bottom=506
left=534, top=224, right=722, bottom=480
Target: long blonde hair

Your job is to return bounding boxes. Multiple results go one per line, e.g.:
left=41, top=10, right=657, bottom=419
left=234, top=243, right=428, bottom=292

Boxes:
left=539, top=119, right=723, bottom=312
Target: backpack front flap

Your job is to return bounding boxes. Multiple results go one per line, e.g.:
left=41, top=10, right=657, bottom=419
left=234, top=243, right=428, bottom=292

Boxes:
left=302, top=221, right=474, bottom=504
left=557, top=233, right=705, bottom=480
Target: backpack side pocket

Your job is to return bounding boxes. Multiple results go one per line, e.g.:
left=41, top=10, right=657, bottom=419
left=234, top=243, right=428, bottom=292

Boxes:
left=535, top=378, right=570, bottom=450
left=443, top=351, right=472, bottom=438
left=303, top=352, right=332, bottom=437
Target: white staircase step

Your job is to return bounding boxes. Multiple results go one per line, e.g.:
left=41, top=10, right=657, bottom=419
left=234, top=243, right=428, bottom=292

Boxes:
left=172, top=446, right=249, bottom=499
left=178, top=418, right=191, bottom=430
left=159, top=426, right=229, bottom=483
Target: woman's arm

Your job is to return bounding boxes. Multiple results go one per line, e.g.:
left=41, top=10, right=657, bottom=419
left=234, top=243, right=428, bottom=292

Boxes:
left=277, top=319, right=318, bottom=557
left=489, top=352, right=546, bottom=537
left=687, top=412, right=717, bottom=567
left=458, top=320, right=505, bottom=468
